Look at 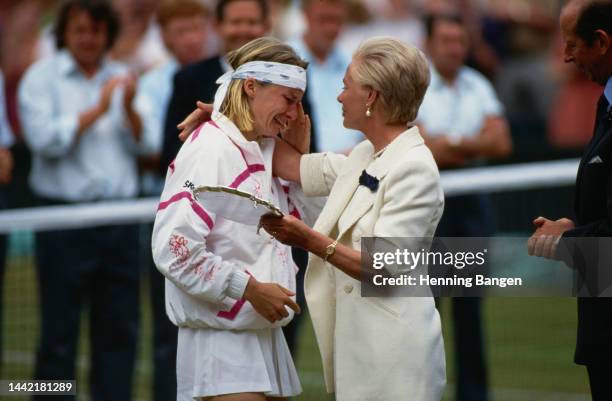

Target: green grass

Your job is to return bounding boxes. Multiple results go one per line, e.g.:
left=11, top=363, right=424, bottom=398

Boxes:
left=2, top=232, right=591, bottom=401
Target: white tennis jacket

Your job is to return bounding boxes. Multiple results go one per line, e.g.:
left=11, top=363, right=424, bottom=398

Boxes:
left=152, top=112, right=318, bottom=331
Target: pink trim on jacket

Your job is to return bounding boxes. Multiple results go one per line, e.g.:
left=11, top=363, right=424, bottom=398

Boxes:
left=217, top=271, right=252, bottom=320
left=158, top=191, right=214, bottom=230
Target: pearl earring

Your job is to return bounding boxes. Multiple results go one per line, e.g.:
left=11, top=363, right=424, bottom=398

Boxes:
left=366, top=105, right=372, bottom=117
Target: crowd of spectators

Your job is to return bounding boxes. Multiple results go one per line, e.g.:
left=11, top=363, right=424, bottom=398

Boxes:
left=0, top=0, right=591, bottom=211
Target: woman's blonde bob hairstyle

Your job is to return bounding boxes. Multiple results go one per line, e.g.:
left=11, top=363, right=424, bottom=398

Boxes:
left=220, top=37, right=308, bottom=132
left=351, top=37, right=430, bottom=124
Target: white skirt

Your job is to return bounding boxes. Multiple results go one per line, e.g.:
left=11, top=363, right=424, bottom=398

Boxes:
left=176, top=326, right=302, bottom=400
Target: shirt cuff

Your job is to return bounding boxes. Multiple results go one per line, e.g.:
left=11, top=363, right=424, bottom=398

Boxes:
left=58, top=113, right=79, bottom=150
left=226, top=269, right=250, bottom=300
left=300, top=153, right=329, bottom=197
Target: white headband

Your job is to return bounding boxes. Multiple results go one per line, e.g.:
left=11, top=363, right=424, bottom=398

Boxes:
left=213, top=61, right=307, bottom=113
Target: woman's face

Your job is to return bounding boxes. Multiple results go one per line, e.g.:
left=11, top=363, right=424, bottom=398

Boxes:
left=337, top=61, right=371, bottom=130
left=246, top=79, right=304, bottom=137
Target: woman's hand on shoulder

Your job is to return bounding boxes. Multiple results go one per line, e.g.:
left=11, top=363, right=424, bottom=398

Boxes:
left=178, top=101, right=213, bottom=142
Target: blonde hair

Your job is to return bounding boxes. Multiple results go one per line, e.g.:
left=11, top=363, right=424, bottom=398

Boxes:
left=220, top=37, right=308, bottom=132
left=352, top=37, right=430, bottom=124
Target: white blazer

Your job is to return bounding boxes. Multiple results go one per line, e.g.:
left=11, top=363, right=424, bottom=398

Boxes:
left=300, top=126, right=447, bottom=401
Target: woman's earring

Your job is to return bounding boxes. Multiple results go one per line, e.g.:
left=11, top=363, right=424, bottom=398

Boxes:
left=365, top=105, right=372, bottom=117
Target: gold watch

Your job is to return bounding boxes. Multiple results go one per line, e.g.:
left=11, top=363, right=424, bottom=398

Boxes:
left=324, top=240, right=338, bottom=262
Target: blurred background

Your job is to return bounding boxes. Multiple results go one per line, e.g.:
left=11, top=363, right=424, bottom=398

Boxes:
left=0, top=0, right=599, bottom=400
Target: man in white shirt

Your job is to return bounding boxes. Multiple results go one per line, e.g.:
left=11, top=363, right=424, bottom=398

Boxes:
left=416, top=13, right=512, bottom=401
left=0, top=73, right=13, bottom=187
left=133, top=2, right=209, bottom=400
left=18, top=2, right=148, bottom=400
left=289, top=0, right=362, bottom=154
left=338, top=0, right=425, bottom=55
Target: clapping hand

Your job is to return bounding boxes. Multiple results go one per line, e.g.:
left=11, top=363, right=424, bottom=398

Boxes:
left=122, top=74, right=137, bottom=109
left=98, top=77, right=123, bottom=114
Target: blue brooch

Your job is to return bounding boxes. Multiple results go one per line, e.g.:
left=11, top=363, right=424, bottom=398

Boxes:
left=359, top=170, right=379, bottom=192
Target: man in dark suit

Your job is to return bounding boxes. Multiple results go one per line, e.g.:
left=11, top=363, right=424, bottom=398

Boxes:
left=529, top=1, right=612, bottom=400
left=160, top=0, right=269, bottom=173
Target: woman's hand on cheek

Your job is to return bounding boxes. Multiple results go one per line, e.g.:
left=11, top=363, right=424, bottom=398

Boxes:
left=280, top=102, right=310, bottom=154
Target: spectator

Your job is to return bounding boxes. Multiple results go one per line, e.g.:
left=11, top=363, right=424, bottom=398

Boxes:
left=289, top=0, right=362, bottom=154
left=110, top=0, right=170, bottom=73
left=495, top=41, right=558, bottom=158
left=0, top=72, right=13, bottom=202
left=136, top=0, right=209, bottom=194
left=0, top=69, right=14, bottom=378
left=17, top=1, right=148, bottom=399
left=339, top=0, right=425, bottom=54
left=1, top=0, right=56, bottom=210
left=133, top=1, right=209, bottom=400
left=269, top=0, right=303, bottom=41
left=159, top=0, right=269, bottom=174
left=416, top=13, right=512, bottom=401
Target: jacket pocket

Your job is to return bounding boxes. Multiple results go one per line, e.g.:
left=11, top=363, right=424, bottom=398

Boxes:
left=364, top=296, right=401, bottom=319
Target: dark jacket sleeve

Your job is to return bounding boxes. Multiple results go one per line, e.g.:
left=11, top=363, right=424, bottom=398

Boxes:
left=564, top=168, right=612, bottom=238
left=559, top=138, right=612, bottom=295
left=159, top=68, right=196, bottom=177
